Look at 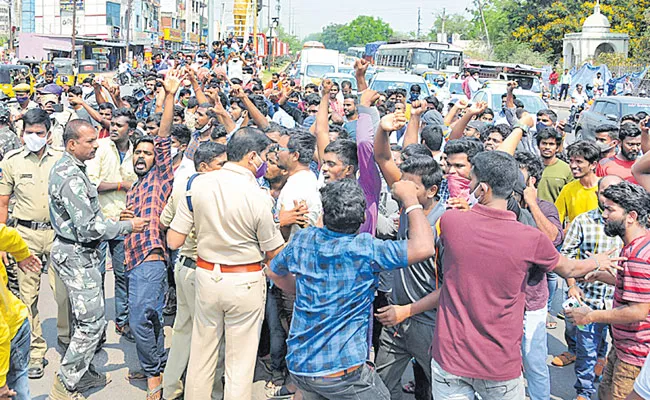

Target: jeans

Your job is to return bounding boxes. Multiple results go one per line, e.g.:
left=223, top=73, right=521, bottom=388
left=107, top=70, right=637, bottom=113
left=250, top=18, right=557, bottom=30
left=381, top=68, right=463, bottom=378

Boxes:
left=127, top=260, right=168, bottom=377
left=575, top=322, right=609, bottom=398
left=522, top=307, right=550, bottom=400
left=7, top=319, right=31, bottom=400
left=265, top=284, right=287, bottom=372
left=565, top=313, right=608, bottom=358
left=550, top=84, right=558, bottom=99
left=559, top=84, right=570, bottom=101
left=431, top=358, right=525, bottom=400
left=292, top=363, right=390, bottom=400
left=98, top=239, right=128, bottom=327
left=547, top=272, right=558, bottom=311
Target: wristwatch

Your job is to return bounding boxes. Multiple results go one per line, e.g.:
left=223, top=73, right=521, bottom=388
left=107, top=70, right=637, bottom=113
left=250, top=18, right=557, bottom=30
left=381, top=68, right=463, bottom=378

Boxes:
left=513, top=123, right=530, bottom=135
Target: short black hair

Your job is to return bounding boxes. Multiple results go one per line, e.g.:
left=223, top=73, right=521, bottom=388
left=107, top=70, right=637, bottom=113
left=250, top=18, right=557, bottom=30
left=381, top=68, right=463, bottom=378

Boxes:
left=343, top=93, right=357, bottom=103
left=403, top=143, right=433, bottom=160
left=341, top=80, right=352, bottom=89
left=121, top=96, right=140, bottom=110
left=479, top=108, right=494, bottom=118
left=63, top=119, right=94, bottom=145
left=145, top=112, right=162, bottom=126
left=68, top=86, right=83, bottom=96
left=602, top=182, right=650, bottom=228
left=171, top=124, right=192, bottom=146
left=23, top=108, right=52, bottom=131
left=481, top=123, right=511, bottom=142
left=621, top=114, right=640, bottom=124
left=567, top=140, right=600, bottom=164
left=113, top=108, right=137, bottom=129
left=210, top=124, right=228, bottom=141
left=134, top=135, right=155, bottom=151
left=471, top=151, right=519, bottom=199
left=536, top=109, right=558, bottom=124
left=328, top=124, right=350, bottom=140
left=536, top=126, right=563, bottom=146
left=287, top=129, right=317, bottom=165
left=194, top=141, right=227, bottom=170
left=420, top=125, right=443, bottom=151
left=400, top=155, right=443, bottom=190
left=444, top=137, right=484, bottom=162
left=594, top=123, right=619, bottom=140
left=324, top=139, right=358, bottom=171
left=320, top=179, right=366, bottom=234
left=187, top=97, right=199, bottom=109
left=515, top=151, right=544, bottom=188
left=173, top=105, right=185, bottom=120
left=226, top=127, right=273, bottom=161
left=98, top=102, right=115, bottom=112
left=619, top=122, right=642, bottom=141
left=249, top=94, right=269, bottom=117
left=179, top=88, right=192, bottom=98
left=304, top=83, right=318, bottom=92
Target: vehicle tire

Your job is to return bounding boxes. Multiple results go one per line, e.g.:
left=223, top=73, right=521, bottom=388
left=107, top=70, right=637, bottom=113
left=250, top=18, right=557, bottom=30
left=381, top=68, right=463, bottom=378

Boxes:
left=575, top=127, right=582, bottom=142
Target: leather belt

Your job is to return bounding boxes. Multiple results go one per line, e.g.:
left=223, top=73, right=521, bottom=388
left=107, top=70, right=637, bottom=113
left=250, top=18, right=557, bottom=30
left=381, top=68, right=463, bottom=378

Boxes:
left=196, top=257, right=262, bottom=273
left=324, top=364, right=362, bottom=378
left=16, top=219, right=52, bottom=231
left=179, top=256, right=196, bottom=270
left=55, top=236, right=100, bottom=249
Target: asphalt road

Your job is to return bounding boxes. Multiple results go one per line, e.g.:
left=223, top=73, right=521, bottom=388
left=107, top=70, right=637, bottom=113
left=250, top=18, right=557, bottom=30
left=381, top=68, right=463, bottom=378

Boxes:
left=28, top=104, right=585, bottom=400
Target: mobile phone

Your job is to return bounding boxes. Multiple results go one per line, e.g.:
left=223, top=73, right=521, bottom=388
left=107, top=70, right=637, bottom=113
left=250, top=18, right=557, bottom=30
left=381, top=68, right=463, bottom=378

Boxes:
left=562, top=297, right=586, bottom=329
left=52, top=104, right=63, bottom=113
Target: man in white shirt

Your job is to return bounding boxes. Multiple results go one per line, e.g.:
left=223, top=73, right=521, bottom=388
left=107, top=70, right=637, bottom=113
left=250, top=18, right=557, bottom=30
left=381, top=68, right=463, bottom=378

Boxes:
left=227, top=52, right=245, bottom=81
left=571, top=84, right=588, bottom=107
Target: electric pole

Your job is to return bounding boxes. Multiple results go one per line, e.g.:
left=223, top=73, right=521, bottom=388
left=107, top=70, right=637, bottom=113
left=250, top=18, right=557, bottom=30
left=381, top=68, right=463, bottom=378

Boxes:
left=71, top=0, right=77, bottom=61
left=125, top=0, right=133, bottom=61
left=417, top=7, right=421, bottom=39
left=441, top=8, right=446, bottom=43
left=7, top=0, right=12, bottom=52
left=476, top=0, right=491, bottom=52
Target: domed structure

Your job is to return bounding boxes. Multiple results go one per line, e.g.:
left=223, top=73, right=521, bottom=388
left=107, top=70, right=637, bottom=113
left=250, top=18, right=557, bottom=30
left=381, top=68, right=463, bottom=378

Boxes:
left=563, top=0, right=629, bottom=69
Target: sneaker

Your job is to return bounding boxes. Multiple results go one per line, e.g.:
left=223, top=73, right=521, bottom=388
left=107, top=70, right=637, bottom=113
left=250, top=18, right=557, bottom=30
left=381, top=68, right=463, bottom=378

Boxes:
left=115, top=324, right=136, bottom=343
left=49, top=374, right=86, bottom=400
left=28, top=357, right=48, bottom=379
left=163, top=286, right=177, bottom=316
left=77, top=365, right=111, bottom=392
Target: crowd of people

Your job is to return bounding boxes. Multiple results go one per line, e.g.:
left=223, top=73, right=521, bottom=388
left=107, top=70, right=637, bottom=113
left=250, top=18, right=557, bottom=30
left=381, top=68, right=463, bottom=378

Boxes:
left=1, top=46, right=650, bottom=400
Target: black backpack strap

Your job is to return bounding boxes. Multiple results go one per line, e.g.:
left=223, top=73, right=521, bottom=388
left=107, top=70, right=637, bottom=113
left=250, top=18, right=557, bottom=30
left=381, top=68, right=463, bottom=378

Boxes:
left=185, top=173, right=200, bottom=212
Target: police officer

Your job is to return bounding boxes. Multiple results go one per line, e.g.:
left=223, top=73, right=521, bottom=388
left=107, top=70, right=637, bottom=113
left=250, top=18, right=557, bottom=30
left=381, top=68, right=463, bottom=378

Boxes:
left=48, top=119, right=148, bottom=399
left=10, top=83, right=39, bottom=136
left=0, top=108, right=69, bottom=379
left=38, top=84, right=79, bottom=148
left=0, top=103, right=20, bottom=160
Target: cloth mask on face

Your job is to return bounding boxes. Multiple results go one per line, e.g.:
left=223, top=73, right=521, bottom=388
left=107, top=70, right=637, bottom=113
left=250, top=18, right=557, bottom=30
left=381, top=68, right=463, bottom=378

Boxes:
left=24, top=133, right=47, bottom=153
left=446, top=174, right=472, bottom=201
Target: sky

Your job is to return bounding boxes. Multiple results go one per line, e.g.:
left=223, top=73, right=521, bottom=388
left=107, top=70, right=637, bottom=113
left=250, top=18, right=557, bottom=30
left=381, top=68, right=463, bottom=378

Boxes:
left=271, top=0, right=475, bottom=38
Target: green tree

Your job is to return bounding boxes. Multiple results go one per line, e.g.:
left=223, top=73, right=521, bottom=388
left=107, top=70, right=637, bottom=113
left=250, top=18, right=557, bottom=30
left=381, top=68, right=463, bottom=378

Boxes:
left=429, top=13, right=474, bottom=40
left=319, top=24, right=348, bottom=51
left=338, top=16, right=394, bottom=48
left=276, top=25, right=301, bottom=53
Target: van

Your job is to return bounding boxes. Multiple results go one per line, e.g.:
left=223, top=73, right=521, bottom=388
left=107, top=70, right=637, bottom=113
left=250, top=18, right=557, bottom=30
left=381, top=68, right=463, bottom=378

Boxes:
left=299, top=48, right=339, bottom=87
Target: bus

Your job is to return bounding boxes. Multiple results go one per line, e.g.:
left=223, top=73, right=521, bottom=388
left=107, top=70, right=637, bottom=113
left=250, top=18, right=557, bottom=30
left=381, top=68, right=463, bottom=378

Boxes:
left=303, top=41, right=326, bottom=50
left=464, top=60, right=542, bottom=91
left=346, top=47, right=365, bottom=59
left=374, top=42, right=463, bottom=76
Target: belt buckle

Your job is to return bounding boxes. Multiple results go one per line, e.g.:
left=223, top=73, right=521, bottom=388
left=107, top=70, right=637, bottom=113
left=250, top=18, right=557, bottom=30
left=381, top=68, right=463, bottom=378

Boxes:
left=36, top=222, right=48, bottom=230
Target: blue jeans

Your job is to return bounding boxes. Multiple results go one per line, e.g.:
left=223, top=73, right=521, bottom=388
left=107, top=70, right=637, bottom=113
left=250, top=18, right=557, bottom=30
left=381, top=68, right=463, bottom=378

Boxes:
left=265, top=284, right=287, bottom=372
left=565, top=314, right=608, bottom=358
left=127, top=260, right=168, bottom=377
left=575, top=322, right=609, bottom=398
left=99, top=239, right=128, bottom=327
left=547, top=272, right=558, bottom=311
left=7, top=319, right=30, bottom=400
left=292, top=363, right=390, bottom=400
left=522, top=307, right=550, bottom=400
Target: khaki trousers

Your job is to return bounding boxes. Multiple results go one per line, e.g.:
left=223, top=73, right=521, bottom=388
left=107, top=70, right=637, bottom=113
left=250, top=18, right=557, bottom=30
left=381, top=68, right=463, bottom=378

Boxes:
left=163, top=260, right=224, bottom=399
left=15, top=225, right=71, bottom=360
left=186, top=267, right=266, bottom=400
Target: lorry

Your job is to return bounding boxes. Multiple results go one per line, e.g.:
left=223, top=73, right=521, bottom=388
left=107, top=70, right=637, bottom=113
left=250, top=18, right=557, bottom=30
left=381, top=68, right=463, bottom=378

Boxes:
left=298, top=48, right=340, bottom=87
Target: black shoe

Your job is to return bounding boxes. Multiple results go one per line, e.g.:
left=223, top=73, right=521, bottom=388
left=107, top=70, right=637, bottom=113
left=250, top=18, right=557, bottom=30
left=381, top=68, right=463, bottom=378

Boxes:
left=28, top=358, right=48, bottom=379
left=115, top=324, right=136, bottom=343
left=77, top=364, right=112, bottom=392
left=163, top=287, right=177, bottom=316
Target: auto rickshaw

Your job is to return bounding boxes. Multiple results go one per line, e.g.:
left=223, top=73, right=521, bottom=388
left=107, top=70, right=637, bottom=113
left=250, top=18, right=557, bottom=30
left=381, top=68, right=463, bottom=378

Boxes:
left=51, top=57, right=76, bottom=86
left=0, top=65, right=34, bottom=98
left=76, top=59, right=102, bottom=84
left=17, top=59, right=43, bottom=78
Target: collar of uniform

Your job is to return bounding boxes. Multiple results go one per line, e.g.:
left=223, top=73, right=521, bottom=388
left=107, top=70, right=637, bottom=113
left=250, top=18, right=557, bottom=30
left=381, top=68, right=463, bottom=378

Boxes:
left=471, top=203, right=516, bottom=221
left=222, top=162, right=255, bottom=179
left=64, top=151, right=86, bottom=169
left=22, top=145, right=56, bottom=158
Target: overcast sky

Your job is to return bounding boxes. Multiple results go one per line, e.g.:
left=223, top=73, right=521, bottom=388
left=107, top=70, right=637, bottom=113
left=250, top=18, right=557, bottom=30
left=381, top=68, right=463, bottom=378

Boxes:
left=258, top=0, right=475, bottom=38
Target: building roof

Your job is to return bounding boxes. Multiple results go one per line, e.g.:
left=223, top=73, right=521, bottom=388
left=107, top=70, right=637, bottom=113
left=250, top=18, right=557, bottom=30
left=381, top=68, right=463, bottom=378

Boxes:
left=583, top=2, right=611, bottom=32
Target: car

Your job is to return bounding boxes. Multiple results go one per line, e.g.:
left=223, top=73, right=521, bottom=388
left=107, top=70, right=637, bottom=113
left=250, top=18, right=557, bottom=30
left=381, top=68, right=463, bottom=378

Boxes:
left=337, top=66, right=354, bottom=75
left=368, top=72, right=431, bottom=98
left=575, top=96, right=650, bottom=140
left=322, top=73, right=358, bottom=95
left=471, top=87, right=547, bottom=115
left=436, top=78, right=468, bottom=106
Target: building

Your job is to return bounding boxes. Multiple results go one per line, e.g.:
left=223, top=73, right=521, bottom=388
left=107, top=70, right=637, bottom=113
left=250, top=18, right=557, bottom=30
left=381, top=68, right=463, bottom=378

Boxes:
left=0, top=3, right=10, bottom=36
left=563, top=0, right=629, bottom=69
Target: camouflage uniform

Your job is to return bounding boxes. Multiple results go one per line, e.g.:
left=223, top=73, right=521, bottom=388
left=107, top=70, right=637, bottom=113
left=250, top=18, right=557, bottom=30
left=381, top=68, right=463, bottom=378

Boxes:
left=48, top=151, right=133, bottom=390
left=0, top=104, right=20, bottom=160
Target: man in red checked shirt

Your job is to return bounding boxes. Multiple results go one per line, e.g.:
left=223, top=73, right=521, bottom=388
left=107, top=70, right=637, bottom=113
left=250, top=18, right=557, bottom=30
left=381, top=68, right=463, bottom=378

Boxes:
left=119, top=69, right=184, bottom=400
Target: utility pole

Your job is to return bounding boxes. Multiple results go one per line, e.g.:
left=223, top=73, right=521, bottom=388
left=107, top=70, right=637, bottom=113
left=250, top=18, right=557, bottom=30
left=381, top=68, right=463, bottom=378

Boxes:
left=71, top=0, right=77, bottom=61
left=7, top=0, right=12, bottom=52
left=441, top=8, right=446, bottom=43
left=476, top=0, right=491, bottom=52
left=125, top=0, right=133, bottom=61
left=416, top=7, right=421, bottom=39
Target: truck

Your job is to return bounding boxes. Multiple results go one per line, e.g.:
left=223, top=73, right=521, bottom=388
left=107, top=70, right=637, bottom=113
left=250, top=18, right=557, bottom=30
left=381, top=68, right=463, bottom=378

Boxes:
left=298, top=48, right=340, bottom=87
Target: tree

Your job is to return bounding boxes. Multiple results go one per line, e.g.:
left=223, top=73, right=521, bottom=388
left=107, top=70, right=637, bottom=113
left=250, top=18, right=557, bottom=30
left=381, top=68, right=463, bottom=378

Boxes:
left=429, top=13, right=474, bottom=40
left=276, top=25, right=301, bottom=53
left=319, top=24, right=348, bottom=51
left=338, top=16, right=394, bottom=47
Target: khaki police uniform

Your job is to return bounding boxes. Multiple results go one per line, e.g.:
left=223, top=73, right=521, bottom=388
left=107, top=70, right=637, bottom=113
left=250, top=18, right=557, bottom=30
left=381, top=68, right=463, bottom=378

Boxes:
left=0, top=146, right=71, bottom=361
left=170, top=163, right=285, bottom=400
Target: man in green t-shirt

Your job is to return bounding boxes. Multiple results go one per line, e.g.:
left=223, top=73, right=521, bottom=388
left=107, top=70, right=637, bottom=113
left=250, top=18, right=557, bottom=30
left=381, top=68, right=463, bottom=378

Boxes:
left=536, top=127, right=573, bottom=203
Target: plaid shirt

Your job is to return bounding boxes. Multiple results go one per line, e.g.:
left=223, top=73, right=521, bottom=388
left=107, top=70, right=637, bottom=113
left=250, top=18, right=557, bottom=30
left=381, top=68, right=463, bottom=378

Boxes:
left=125, top=136, right=174, bottom=271
left=270, top=227, right=407, bottom=376
left=438, top=178, right=450, bottom=204
left=560, top=208, right=623, bottom=309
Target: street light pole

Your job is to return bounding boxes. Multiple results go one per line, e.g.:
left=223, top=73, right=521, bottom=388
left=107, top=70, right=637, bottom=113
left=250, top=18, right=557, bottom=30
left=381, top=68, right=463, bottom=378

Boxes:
left=71, top=0, right=77, bottom=61
left=7, top=0, right=12, bottom=52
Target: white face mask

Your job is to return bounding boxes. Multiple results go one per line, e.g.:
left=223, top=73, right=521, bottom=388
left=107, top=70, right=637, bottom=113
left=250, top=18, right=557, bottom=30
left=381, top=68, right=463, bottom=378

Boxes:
left=81, top=87, right=94, bottom=97
left=468, top=182, right=483, bottom=207
left=171, top=146, right=179, bottom=158
left=24, top=133, right=47, bottom=153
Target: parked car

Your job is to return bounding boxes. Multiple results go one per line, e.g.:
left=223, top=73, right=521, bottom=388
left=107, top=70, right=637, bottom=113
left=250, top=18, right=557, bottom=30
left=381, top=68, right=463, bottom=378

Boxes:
left=368, top=72, right=431, bottom=98
left=576, top=96, right=650, bottom=140
left=322, top=73, right=358, bottom=95
left=471, top=87, right=547, bottom=115
left=436, top=78, right=468, bottom=106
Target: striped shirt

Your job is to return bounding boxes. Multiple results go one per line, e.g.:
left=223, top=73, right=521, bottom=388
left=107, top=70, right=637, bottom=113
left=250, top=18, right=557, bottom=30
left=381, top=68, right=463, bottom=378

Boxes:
left=613, top=234, right=650, bottom=367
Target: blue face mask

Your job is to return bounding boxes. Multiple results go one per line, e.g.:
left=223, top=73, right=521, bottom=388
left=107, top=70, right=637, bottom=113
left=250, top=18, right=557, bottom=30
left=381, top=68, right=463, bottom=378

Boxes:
left=536, top=122, right=549, bottom=133
left=287, top=101, right=298, bottom=108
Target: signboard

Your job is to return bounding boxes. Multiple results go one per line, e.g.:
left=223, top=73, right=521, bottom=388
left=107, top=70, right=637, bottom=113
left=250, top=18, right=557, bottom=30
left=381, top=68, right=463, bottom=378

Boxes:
left=92, top=47, right=109, bottom=54
left=189, top=33, right=200, bottom=43
left=60, top=0, right=83, bottom=12
left=60, top=11, right=81, bottom=35
left=111, top=26, right=120, bottom=39
left=163, top=28, right=182, bottom=43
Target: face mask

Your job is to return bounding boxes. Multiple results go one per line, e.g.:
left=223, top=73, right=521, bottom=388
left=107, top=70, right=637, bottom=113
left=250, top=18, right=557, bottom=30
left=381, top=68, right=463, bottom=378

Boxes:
left=536, top=122, right=549, bottom=133
left=181, top=99, right=189, bottom=107
left=24, top=133, right=47, bottom=152
left=468, top=182, right=483, bottom=206
left=82, top=87, right=94, bottom=97
left=287, top=101, right=298, bottom=108
left=198, top=122, right=212, bottom=133
left=253, top=154, right=267, bottom=179
left=171, top=146, right=179, bottom=158
left=16, top=95, right=29, bottom=104
left=446, top=174, right=471, bottom=201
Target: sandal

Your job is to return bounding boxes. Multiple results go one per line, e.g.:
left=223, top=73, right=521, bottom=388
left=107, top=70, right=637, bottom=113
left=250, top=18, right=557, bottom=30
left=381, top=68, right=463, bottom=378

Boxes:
left=126, top=370, right=147, bottom=381
left=546, top=314, right=557, bottom=329
left=551, top=351, right=576, bottom=367
left=146, top=383, right=163, bottom=400
left=267, top=385, right=295, bottom=399
left=595, top=357, right=607, bottom=377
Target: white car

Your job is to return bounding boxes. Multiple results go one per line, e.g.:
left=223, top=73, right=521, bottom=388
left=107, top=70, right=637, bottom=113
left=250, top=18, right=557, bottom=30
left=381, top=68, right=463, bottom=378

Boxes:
left=322, top=73, right=358, bottom=96
left=368, top=72, right=431, bottom=97
left=471, top=87, right=548, bottom=115
left=436, top=79, right=469, bottom=106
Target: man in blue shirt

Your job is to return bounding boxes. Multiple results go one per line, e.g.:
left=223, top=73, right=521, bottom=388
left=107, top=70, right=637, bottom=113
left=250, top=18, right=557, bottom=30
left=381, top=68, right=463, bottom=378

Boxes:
left=268, top=178, right=435, bottom=399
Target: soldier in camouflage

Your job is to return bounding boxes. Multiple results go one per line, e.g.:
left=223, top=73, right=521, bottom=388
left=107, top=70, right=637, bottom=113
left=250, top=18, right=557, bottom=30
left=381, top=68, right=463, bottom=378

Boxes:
left=47, top=119, right=149, bottom=400
left=0, top=103, right=21, bottom=160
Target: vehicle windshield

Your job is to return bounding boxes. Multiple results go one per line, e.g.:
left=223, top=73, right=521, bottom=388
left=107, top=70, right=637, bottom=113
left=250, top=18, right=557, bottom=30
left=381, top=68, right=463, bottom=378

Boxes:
left=338, top=67, right=353, bottom=75
left=412, top=50, right=437, bottom=68
left=326, top=76, right=358, bottom=90
left=439, top=51, right=462, bottom=70
left=55, top=64, right=74, bottom=75
left=511, top=76, right=535, bottom=91
left=0, top=69, right=11, bottom=84
left=622, top=103, right=650, bottom=116
left=530, top=79, right=542, bottom=93
left=371, top=80, right=430, bottom=96
left=448, top=82, right=464, bottom=94
left=491, top=93, right=545, bottom=114
left=306, top=65, right=335, bottom=78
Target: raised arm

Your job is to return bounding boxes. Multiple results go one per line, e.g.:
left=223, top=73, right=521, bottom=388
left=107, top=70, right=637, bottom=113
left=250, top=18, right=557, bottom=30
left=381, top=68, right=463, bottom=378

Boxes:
left=92, top=79, right=108, bottom=105
left=314, top=79, right=333, bottom=163
left=391, top=180, right=435, bottom=264
left=497, top=113, right=534, bottom=155
left=402, top=100, right=427, bottom=147
left=234, top=85, right=270, bottom=131
left=186, top=67, right=209, bottom=105
left=69, top=93, right=110, bottom=129
left=208, top=90, right=237, bottom=134
left=374, top=112, right=407, bottom=187
left=448, top=101, right=487, bottom=140
left=354, top=59, right=370, bottom=92
left=158, top=68, right=183, bottom=138
left=443, top=100, right=467, bottom=127
left=632, top=148, right=650, bottom=192
left=506, top=81, right=517, bottom=109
